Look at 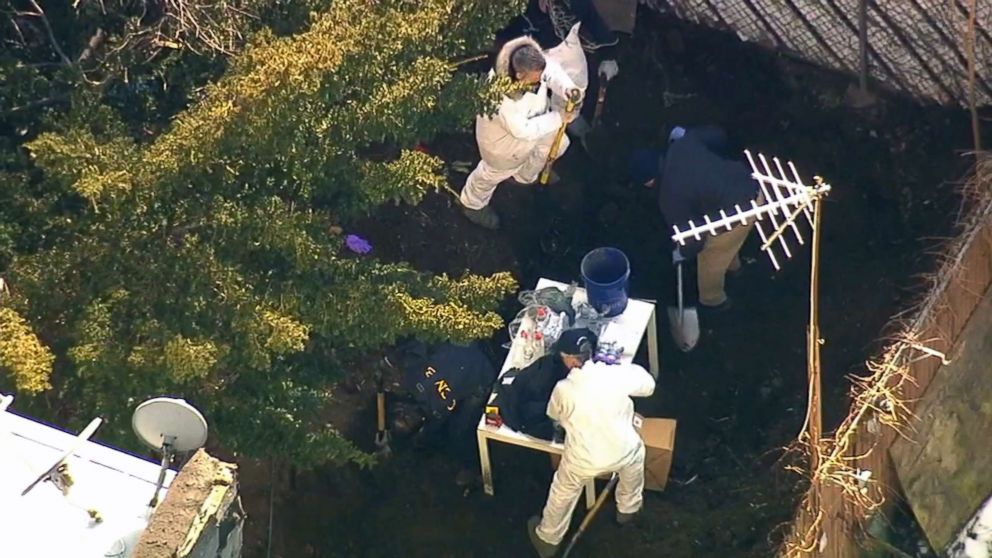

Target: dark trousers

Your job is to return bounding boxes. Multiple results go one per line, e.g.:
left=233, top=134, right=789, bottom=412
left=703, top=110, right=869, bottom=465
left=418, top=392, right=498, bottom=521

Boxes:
left=420, top=392, right=487, bottom=469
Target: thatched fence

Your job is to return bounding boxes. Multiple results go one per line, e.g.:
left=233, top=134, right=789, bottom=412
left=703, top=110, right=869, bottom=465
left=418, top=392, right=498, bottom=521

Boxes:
left=780, top=160, right=992, bottom=556
left=644, top=0, right=992, bottom=108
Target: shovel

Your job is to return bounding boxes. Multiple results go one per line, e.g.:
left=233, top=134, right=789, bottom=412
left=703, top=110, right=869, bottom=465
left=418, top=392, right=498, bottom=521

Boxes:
left=591, top=76, right=609, bottom=129
left=374, top=369, right=391, bottom=458
left=667, top=261, right=700, bottom=352
left=539, top=88, right=584, bottom=186
left=577, top=74, right=612, bottom=157
left=561, top=473, right=620, bottom=558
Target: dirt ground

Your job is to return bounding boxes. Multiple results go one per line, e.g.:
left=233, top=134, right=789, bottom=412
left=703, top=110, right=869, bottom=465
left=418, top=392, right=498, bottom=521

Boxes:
left=236, top=11, right=978, bottom=558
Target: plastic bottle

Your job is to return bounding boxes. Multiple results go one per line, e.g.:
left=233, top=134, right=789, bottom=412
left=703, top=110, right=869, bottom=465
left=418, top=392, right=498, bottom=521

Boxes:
left=520, top=329, right=534, bottom=362
left=543, top=311, right=566, bottom=347
left=533, top=330, right=545, bottom=356
left=528, top=306, right=549, bottom=332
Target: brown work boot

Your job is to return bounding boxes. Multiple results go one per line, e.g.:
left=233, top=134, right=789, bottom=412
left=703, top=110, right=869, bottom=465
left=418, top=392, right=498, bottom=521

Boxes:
left=462, top=205, right=500, bottom=230
left=527, top=516, right=559, bottom=558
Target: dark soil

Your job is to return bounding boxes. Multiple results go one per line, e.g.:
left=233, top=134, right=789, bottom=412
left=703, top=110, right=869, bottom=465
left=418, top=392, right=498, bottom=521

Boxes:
left=238, top=12, right=981, bottom=558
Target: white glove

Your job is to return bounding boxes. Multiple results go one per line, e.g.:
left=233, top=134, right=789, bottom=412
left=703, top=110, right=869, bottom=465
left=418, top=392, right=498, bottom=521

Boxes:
left=598, top=60, right=619, bottom=81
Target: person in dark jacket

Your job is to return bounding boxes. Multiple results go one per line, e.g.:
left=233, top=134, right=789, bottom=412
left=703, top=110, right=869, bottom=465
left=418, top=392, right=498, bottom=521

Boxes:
left=497, top=328, right=599, bottom=441
left=628, top=125, right=763, bottom=310
left=398, top=341, right=497, bottom=485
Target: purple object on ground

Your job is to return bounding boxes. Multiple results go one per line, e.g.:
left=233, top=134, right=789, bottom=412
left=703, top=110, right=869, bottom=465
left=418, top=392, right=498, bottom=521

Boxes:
left=345, top=234, right=372, bottom=255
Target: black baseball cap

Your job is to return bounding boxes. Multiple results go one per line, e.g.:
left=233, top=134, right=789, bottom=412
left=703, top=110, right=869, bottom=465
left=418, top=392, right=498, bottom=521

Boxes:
left=555, top=328, right=598, bottom=355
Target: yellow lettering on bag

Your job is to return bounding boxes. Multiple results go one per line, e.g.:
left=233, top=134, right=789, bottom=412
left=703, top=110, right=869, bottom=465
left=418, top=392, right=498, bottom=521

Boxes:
left=434, top=379, right=452, bottom=400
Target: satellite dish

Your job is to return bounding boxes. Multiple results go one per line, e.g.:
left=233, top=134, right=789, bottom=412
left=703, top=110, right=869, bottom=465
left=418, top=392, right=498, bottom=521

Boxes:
left=133, top=397, right=208, bottom=452
left=131, top=397, right=208, bottom=508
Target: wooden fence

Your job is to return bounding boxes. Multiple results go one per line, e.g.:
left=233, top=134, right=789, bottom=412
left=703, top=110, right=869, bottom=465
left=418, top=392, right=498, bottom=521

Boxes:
left=785, top=171, right=992, bottom=556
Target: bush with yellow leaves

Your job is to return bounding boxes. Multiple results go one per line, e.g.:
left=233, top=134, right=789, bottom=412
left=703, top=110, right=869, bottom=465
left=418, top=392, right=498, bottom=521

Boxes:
left=5, top=0, right=524, bottom=466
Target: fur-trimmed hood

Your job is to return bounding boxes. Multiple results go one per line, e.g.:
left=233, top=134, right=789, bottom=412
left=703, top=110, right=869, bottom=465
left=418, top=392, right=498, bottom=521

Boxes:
left=494, top=36, right=544, bottom=79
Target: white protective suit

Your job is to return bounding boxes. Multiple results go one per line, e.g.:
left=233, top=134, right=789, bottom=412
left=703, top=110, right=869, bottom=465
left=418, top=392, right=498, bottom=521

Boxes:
left=535, top=360, right=656, bottom=546
left=546, top=23, right=589, bottom=112
left=459, top=33, right=585, bottom=210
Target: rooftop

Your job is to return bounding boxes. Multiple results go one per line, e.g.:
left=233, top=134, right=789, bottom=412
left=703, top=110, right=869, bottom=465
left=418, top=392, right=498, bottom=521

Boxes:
left=0, top=396, right=175, bottom=558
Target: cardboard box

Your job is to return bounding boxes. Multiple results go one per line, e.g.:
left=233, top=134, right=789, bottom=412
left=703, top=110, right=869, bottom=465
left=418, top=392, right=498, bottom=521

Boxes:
left=635, top=416, right=676, bottom=492
left=548, top=415, right=677, bottom=492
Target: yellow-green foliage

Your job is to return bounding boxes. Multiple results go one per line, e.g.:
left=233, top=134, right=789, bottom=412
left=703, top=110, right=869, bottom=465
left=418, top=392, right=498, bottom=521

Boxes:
left=388, top=289, right=507, bottom=344
left=164, top=335, right=222, bottom=382
left=0, top=308, right=54, bottom=394
left=11, top=0, right=526, bottom=466
left=260, top=309, right=310, bottom=354
left=430, top=272, right=518, bottom=309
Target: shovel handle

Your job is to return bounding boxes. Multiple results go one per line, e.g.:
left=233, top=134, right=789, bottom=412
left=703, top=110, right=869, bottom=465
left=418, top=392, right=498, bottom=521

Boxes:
left=376, top=391, right=386, bottom=432
left=562, top=473, right=620, bottom=557
left=539, top=88, right=583, bottom=186
left=592, top=77, right=608, bottom=128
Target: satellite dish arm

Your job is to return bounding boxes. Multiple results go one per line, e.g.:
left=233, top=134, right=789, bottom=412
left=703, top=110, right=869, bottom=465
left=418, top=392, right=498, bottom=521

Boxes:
left=148, top=436, right=175, bottom=508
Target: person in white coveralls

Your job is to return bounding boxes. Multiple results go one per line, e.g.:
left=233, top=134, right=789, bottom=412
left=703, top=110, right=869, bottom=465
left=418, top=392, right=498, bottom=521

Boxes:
left=526, top=329, right=656, bottom=557
left=459, top=35, right=582, bottom=230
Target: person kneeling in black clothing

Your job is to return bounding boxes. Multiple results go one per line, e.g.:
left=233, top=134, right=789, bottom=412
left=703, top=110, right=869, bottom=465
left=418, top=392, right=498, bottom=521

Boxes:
left=396, top=341, right=497, bottom=487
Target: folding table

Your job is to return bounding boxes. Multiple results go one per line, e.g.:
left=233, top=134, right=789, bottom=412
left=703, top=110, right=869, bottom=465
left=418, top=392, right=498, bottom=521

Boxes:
left=476, top=278, right=659, bottom=508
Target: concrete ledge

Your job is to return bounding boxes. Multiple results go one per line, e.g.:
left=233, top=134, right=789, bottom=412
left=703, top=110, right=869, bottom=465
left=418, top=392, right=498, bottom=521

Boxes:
left=133, top=450, right=240, bottom=558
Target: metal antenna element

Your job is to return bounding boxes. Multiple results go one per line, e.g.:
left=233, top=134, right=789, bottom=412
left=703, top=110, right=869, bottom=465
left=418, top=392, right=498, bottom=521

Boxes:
left=21, top=417, right=103, bottom=496
left=670, top=150, right=832, bottom=270
left=0, top=393, right=13, bottom=413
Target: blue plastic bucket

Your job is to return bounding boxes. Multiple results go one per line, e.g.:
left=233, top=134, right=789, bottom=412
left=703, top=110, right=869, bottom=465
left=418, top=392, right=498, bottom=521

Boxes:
left=580, top=247, right=630, bottom=317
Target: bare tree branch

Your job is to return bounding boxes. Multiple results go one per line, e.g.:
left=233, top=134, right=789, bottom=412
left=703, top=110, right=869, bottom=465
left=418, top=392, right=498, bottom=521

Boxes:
left=77, top=27, right=106, bottom=64
left=23, top=0, right=72, bottom=65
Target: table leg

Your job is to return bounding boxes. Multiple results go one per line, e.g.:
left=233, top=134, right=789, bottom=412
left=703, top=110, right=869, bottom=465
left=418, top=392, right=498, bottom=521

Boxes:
left=584, top=480, right=596, bottom=509
left=478, top=431, right=494, bottom=496
left=647, top=306, right=660, bottom=378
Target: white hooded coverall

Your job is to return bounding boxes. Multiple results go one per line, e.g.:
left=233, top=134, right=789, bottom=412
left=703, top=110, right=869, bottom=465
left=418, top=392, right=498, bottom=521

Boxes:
left=459, top=36, right=582, bottom=210
left=535, top=360, right=656, bottom=546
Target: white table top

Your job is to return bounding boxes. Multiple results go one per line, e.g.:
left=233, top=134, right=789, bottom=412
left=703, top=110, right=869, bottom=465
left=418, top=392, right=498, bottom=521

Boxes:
left=478, top=277, right=657, bottom=449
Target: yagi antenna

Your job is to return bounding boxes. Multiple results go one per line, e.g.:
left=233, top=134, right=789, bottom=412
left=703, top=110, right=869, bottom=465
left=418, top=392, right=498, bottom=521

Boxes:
left=132, top=397, right=208, bottom=508
left=21, top=417, right=103, bottom=496
left=670, top=150, right=831, bottom=270
left=1, top=393, right=13, bottom=413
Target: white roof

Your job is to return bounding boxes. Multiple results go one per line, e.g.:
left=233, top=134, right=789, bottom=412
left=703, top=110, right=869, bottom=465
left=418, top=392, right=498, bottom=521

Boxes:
left=0, top=404, right=176, bottom=558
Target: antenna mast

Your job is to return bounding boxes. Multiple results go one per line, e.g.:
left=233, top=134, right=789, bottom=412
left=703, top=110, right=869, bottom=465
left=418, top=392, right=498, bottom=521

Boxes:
left=671, top=150, right=833, bottom=517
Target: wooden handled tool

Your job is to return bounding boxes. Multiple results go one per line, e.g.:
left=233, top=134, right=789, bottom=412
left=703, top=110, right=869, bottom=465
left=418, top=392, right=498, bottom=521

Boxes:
left=592, top=75, right=609, bottom=129
left=374, top=372, right=391, bottom=457
left=561, top=473, right=620, bottom=557
left=539, top=88, right=584, bottom=186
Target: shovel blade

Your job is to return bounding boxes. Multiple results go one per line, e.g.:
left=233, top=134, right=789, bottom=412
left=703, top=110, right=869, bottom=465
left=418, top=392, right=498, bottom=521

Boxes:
left=666, top=306, right=700, bottom=352
left=374, top=431, right=392, bottom=457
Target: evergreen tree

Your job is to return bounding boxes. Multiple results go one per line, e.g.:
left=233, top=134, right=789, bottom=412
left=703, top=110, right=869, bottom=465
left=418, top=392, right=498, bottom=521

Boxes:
left=1, top=0, right=523, bottom=466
